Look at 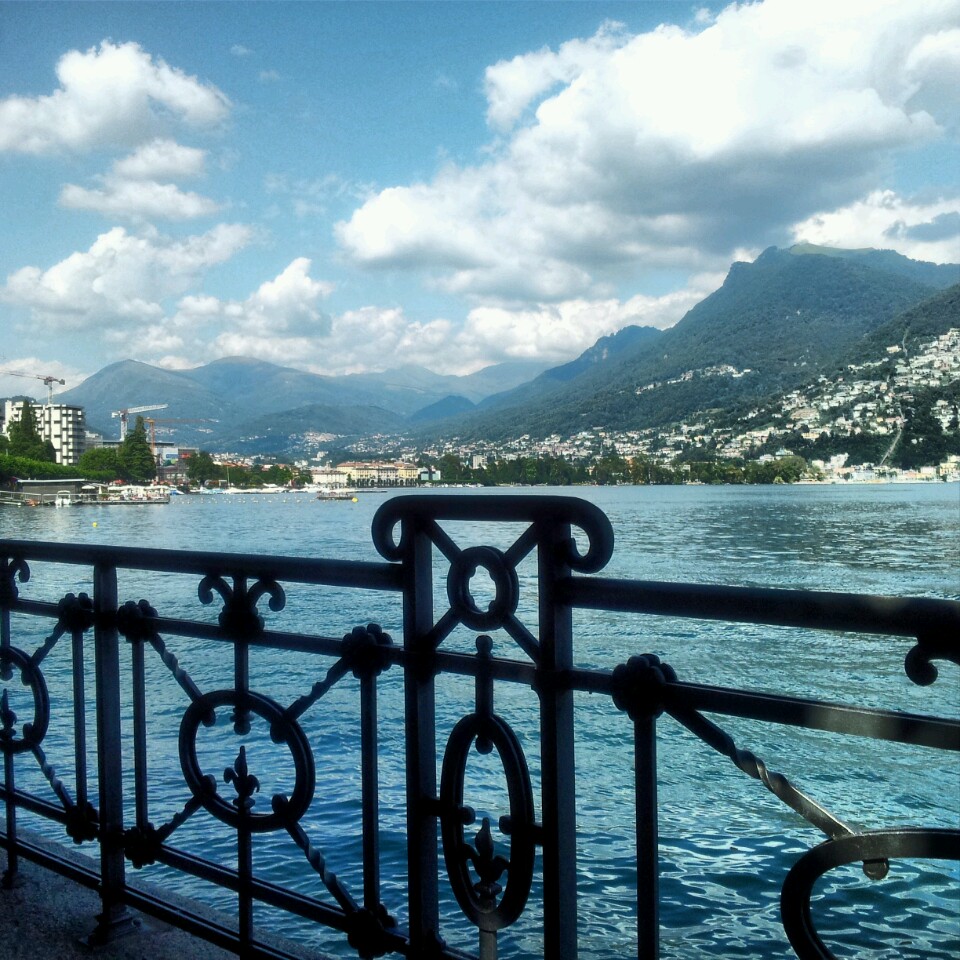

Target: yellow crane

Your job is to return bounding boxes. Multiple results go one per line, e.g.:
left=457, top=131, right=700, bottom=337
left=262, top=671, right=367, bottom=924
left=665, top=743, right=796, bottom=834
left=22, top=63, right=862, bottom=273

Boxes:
left=111, top=404, right=168, bottom=440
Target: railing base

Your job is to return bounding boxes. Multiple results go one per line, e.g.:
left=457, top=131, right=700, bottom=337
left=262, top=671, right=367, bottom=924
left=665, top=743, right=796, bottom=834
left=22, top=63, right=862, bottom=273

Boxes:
left=82, top=906, right=139, bottom=947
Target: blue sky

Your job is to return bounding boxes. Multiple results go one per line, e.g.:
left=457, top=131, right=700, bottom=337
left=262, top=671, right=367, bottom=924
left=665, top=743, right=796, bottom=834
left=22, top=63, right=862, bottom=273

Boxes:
left=1, top=0, right=958, bottom=400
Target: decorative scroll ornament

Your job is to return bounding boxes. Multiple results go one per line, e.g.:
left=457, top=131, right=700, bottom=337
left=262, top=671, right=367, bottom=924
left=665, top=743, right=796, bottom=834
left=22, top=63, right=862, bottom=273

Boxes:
left=198, top=574, right=285, bottom=639
left=440, top=637, right=537, bottom=933
left=904, top=630, right=959, bottom=686
left=781, top=828, right=960, bottom=960
left=440, top=710, right=537, bottom=930
left=179, top=689, right=314, bottom=832
left=0, top=644, right=50, bottom=753
left=0, top=556, right=29, bottom=606
left=372, top=494, right=614, bottom=573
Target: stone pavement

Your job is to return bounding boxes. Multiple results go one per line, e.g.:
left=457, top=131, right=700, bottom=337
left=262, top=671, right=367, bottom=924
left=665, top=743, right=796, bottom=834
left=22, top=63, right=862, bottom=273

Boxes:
left=0, top=849, right=234, bottom=960
left=0, top=846, right=330, bottom=960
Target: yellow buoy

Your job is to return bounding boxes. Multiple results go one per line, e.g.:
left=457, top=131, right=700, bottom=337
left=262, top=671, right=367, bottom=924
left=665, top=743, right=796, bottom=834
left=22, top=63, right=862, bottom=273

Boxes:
left=92, top=521, right=98, bottom=527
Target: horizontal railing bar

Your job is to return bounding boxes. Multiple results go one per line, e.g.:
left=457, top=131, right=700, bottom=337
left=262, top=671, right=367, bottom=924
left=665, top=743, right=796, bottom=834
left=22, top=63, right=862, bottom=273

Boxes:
left=567, top=576, right=960, bottom=638
left=0, top=786, right=74, bottom=829
left=122, top=882, right=313, bottom=960
left=671, top=681, right=960, bottom=750
left=0, top=539, right=403, bottom=592
left=156, top=846, right=354, bottom=935
left=561, top=670, right=959, bottom=749
left=156, top=847, right=474, bottom=960
left=0, top=831, right=101, bottom=892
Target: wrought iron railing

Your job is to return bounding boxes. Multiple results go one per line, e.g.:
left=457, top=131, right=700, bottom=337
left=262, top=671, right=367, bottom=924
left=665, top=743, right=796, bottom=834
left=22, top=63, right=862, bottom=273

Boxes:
left=0, top=494, right=957, bottom=959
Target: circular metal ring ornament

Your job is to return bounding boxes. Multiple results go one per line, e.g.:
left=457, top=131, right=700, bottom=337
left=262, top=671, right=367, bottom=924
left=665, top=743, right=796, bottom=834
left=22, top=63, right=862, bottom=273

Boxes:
left=0, top=645, right=50, bottom=753
left=447, top=546, right=519, bottom=632
left=781, top=828, right=960, bottom=960
left=440, top=712, right=535, bottom=931
left=179, top=689, right=315, bottom=832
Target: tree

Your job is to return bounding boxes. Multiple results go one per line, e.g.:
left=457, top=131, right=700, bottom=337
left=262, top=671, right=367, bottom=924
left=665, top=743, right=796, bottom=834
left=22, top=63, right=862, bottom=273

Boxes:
left=6, top=402, right=56, bottom=462
left=186, top=450, right=222, bottom=485
left=77, top=447, right=121, bottom=478
left=117, top=416, right=156, bottom=483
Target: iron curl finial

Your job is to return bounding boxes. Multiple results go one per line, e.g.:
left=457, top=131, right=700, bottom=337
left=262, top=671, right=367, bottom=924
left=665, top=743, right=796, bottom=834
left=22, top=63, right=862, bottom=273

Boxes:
left=904, top=630, right=958, bottom=687
left=371, top=494, right=614, bottom=572
left=198, top=574, right=285, bottom=640
left=0, top=556, right=29, bottom=606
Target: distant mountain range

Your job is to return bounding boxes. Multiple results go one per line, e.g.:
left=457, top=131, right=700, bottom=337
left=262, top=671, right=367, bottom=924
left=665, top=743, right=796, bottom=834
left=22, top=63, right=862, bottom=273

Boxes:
left=48, top=244, right=960, bottom=454
left=55, top=356, right=551, bottom=449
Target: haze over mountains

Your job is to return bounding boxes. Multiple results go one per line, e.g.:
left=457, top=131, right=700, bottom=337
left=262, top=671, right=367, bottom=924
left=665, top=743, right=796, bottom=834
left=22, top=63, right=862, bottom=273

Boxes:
left=55, top=245, right=959, bottom=454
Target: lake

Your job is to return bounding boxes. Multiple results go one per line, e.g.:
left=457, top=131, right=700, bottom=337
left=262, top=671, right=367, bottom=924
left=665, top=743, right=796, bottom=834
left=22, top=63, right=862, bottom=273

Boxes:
left=1, top=483, right=957, bottom=959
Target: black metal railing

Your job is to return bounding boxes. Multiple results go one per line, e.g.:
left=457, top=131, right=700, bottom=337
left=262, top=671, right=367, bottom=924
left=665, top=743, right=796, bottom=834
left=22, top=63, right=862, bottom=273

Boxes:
left=0, top=494, right=957, bottom=959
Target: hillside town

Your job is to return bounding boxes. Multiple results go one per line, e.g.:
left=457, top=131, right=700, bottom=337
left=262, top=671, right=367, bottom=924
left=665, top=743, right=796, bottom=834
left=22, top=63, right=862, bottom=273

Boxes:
left=338, top=326, right=960, bottom=484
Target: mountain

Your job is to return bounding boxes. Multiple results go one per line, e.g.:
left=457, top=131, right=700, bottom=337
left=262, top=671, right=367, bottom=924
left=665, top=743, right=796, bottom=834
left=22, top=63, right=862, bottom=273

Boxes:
left=474, top=324, right=662, bottom=414
left=59, top=356, right=551, bottom=445
left=213, top=403, right=408, bottom=456
left=443, top=245, right=958, bottom=440
left=409, top=395, right=476, bottom=423
left=787, top=243, right=959, bottom=289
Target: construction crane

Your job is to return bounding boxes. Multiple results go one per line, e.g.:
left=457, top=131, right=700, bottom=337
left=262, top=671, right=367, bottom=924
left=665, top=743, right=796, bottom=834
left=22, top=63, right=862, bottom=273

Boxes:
left=145, top=417, right=217, bottom=456
left=112, top=404, right=168, bottom=440
left=0, top=369, right=66, bottom=405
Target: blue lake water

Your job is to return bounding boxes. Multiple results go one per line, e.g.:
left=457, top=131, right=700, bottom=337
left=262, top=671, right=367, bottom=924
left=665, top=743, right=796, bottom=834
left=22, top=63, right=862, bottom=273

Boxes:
left=1, top=483, right=958, bottom=958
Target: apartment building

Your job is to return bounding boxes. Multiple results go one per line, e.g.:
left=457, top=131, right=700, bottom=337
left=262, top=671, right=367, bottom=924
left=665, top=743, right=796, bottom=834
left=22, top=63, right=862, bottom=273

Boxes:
left=3, top=400, right=87, bottom=465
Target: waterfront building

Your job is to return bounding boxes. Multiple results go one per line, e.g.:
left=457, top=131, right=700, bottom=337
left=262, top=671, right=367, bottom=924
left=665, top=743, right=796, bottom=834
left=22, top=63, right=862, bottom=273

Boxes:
left=2, top=399, right=86, bottom=465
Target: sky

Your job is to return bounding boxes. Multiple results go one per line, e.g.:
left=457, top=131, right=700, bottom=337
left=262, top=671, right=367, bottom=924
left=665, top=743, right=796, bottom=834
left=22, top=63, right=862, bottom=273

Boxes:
left=1, top=0, right=958, bottom=401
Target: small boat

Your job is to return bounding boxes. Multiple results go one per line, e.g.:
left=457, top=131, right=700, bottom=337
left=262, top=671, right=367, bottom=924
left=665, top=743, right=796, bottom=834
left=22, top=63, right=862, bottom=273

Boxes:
left=316, top=489, right=358, bottom=502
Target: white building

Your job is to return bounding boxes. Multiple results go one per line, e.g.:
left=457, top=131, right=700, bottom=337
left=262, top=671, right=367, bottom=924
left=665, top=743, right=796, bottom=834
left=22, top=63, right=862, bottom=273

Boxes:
left=3, top=400, right=87, bottom=465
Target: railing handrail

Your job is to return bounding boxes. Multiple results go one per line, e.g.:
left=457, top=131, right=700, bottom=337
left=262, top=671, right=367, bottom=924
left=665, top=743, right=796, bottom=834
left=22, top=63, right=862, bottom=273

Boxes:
left=5, top=537, right=956, bottom=638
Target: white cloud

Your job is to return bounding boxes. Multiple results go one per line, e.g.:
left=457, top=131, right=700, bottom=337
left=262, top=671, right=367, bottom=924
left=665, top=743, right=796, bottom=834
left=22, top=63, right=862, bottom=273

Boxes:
left=113, top=139, right=207, bottom=180
left=484, top=20, right=628, bottom=132
left=0, top=40, right=230, bottom=154
left=186, top=271, right=720, bottom=378
left=230, top=45, right=253, bottom=58
left=59, top=180, right=221, bottom=220
left=172, top=258, right=334, bottom=355
left=58, top=139, right=218, bottom=221
left=791, top=190, right=960, bottom=264
left=337, top=0, right=960, bottom=303
left=2, top=224, right=252, bottom=333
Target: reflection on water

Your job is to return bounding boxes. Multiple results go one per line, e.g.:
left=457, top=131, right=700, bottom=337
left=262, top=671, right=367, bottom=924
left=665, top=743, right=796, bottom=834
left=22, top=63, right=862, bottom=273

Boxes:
left=1, top=485, right=957, bottom=958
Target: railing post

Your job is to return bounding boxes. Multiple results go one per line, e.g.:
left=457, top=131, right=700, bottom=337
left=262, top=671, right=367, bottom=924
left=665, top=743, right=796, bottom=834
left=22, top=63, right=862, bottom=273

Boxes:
left=635, top=713, right=659, bottom=960
left=538, top=518, right=579, bottom=959
left=0, top=584, right=19, bottom=889
left=88, top=561, right=134, bottom=944
left=403, top=521, right=441, bottom=953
